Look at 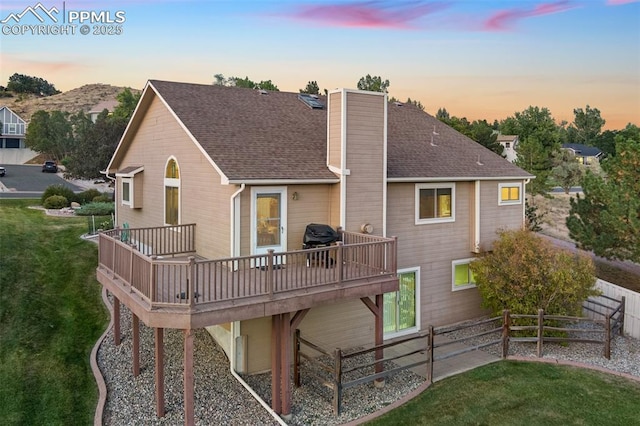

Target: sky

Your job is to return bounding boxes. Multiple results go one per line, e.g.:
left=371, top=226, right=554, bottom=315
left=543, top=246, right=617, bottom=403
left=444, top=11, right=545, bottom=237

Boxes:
left=0, top=0, right=639, bottom=130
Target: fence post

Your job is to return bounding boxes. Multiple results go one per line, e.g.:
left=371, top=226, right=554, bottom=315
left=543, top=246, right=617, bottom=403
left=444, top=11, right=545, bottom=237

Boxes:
left=604, top=314, right=611, bottom=360
left=294, top=329, right=301, bottom=387
left=537, top=309, right=544, bottom=358
left=620, top=296, right=626, bottom=336
left=333, top=348, right=342, bottom=416
left=502, top=309, right=510, bottom=359
left=427, top=325, right=434, bottom=383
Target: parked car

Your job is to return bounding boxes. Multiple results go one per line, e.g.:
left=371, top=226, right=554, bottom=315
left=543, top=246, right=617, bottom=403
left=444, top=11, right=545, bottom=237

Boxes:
left=42, top=161, right=58, bottom=173
left=0, top=166, right=5, bottom=177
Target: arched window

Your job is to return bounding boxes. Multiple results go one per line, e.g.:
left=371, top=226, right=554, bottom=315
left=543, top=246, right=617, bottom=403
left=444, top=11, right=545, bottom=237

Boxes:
left=164, top=158, right=180, bottom=225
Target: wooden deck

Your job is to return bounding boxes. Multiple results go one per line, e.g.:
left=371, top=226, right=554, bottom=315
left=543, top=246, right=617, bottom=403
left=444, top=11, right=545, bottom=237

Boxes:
left=97, top=224, right=399, bottom=328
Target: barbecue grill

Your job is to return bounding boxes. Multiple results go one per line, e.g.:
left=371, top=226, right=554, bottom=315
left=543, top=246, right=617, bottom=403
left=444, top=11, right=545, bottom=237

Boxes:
left=302, top=224, right=339, bottom=267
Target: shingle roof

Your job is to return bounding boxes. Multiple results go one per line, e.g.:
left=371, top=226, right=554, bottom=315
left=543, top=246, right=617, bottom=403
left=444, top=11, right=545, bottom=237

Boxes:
left=562, top=143, right=603, bottom=157
left=148, top=80, right=532, bottom=182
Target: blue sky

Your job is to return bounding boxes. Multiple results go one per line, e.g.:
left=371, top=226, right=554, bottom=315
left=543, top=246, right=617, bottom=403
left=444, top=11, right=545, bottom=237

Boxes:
left=1, top=0, right=639, bottom=129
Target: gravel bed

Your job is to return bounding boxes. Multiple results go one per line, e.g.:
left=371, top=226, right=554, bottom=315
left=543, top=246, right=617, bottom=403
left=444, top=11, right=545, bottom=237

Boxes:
left=98, top=303, right=638, bottom=425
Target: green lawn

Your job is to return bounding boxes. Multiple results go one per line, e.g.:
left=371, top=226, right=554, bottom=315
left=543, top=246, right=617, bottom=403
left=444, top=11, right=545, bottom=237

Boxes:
left=0, top=199, right=108, bottom=425
left=368, top=361, right=640, bottom=426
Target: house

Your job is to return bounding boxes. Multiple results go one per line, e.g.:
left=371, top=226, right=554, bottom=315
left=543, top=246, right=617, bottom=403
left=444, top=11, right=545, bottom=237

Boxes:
left=562, top=143, right=603, bottom=165
left=88, top=99, right=119, bottom=123
left=496, top=133, right=519, bottom=162
left=0, top=106, right=37, bottom=164
left=97, top=80, right=533, bottom=424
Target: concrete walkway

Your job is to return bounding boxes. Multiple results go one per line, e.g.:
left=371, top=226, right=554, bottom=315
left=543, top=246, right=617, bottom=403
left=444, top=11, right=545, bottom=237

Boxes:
left=385, top=334, right=500, bottom=382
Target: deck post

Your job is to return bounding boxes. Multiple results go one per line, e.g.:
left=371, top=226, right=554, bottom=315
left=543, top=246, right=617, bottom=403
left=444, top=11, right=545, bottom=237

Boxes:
left=374, top=294, right=384, bottom=387
left=336, top=242, right=343, bottom=285
left=267, top=250, right=274, bottom=298
left=620, top=296, right=626, bottom=336
left=427, top=325, right=434, bottom=383
left=132, top=314, right=140, bottom=376
left=281, top=312, right=292, bottom=419
left=113, top=297, right=121, bottom=346
left=188, top=256, right=196, bottom=308
left=271, top=314, right=282, bottom=414
left=150, top=256, right=157, bottom=303
left=154, top=327, right=165, bottom=417
left=184, top=328, right=195, bottom=426
left=604, top=315, right=611, bottom=359
left=294, top=329, right=301, bottom=387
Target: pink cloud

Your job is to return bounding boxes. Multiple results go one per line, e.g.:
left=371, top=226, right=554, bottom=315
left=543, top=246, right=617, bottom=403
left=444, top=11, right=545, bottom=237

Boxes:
left=484, top=1, right=577, bottom=31
left=284, top=1, right=448, bottom=30
left=606, top=0, right=640, bottom=4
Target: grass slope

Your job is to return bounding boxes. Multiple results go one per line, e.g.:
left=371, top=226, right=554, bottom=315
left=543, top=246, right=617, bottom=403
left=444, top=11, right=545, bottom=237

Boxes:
left=368, top=361, right=640, bottom=426
left=0, top=199, right=108, bottom=425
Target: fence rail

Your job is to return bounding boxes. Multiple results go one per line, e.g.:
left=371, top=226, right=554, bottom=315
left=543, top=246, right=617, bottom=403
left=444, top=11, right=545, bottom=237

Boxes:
left=295, top=295, right=625, bottom=415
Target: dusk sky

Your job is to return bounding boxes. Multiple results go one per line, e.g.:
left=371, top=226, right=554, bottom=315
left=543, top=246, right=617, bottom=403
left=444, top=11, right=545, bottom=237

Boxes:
left=1, top=0, right=639, bottom=129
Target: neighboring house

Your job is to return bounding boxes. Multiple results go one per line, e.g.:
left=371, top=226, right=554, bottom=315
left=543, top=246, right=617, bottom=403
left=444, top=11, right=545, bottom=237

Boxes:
left=562, top=143, right=603, bottom=165
left=0, top=106, right=37, bottom=164
left=88, top=99, right=119, bottom=122
left=496, top=133, right=519, bottom=162
left=97, top=80, right=533, bottom=423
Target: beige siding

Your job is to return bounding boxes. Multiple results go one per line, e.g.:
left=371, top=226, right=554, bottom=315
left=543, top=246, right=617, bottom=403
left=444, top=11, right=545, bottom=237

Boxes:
left=327, top=92, right=342, bottom=170
left=479, top=180, right=525, bottom=251
left=343, top=92, right=385, bottom=234
left=115, top=94, right=234, bottom=260
left=242, top=317, right=272, bottom=373
left=387, top=182, right=486, bottom=327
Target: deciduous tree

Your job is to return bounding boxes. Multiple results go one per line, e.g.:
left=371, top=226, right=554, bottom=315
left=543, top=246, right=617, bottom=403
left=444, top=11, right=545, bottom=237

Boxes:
left=469, top=229, right=597, bottom=317
left=25, top=110, right=73, bottom=161
left=568, top=105, right=605, bottom=146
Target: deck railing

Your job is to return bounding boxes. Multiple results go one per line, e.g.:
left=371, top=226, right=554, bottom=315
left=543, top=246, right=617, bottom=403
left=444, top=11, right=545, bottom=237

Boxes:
left=98, top=225, right=397, bottom=309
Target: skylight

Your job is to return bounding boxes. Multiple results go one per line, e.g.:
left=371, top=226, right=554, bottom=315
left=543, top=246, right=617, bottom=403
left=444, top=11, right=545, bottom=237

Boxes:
left=298, top=94, right=324, bottom=109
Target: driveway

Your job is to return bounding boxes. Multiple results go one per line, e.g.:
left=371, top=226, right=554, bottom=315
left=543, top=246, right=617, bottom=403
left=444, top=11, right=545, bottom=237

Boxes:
left=0, top=164, right=82, bottom=198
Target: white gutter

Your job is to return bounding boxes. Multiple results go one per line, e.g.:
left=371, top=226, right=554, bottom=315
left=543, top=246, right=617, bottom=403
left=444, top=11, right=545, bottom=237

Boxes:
left=228, top=178, right=339, bottom=185
left=388, top=176, right=534, bottom=183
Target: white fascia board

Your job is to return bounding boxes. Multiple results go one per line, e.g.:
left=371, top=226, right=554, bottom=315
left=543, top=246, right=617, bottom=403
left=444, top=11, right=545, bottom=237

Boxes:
left=115, top=166, right=144, bottom=177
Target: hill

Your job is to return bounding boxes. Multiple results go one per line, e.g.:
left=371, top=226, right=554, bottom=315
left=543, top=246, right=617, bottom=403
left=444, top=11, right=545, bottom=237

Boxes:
left=0, top=84, right=140, bottom=120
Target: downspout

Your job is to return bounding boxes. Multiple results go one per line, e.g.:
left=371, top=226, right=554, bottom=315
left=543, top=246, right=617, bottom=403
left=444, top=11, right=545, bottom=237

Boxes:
left=523, top=178, right=530, bottom=226
left=100, top=170, right=117, bottom=226
left=227, top=184, right=286, bottom=425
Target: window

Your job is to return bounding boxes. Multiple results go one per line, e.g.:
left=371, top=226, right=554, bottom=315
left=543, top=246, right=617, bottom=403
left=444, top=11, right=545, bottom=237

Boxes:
left=452, top=259, right=476, bottom=291
left=384, top=268, right=419, bottom=336
left=7, top=123, right=17, bottom=134
left=498, top=182, right=522, bottom=206
left=116, top=166, right=143, bottom=208
left=164, top=158, right=180, bottom=225
left=121, top=178, right=132, bottom=206
left=416, top=183, right=455, bottom=224
left=505, top=142, right=511, bottom=149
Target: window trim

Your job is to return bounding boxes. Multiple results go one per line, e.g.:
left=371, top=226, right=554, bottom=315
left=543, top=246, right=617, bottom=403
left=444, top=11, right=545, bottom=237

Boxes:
left=164, top=157, right=180, bottom=226
left=452, top=258, right=477, bottom=291
left=415, top=182, right=456, bottom=224
left=498, top=182, right=522, bottom=206
left=121, top=178, right=132, bottom=206
left=384, top=267, right=421, bottom=339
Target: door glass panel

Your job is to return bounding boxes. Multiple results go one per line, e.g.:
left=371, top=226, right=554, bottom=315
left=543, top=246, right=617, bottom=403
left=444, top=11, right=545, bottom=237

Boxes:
left=256, top=193, right=281, bottom=247
left=384, top=271, right=417, bottom=334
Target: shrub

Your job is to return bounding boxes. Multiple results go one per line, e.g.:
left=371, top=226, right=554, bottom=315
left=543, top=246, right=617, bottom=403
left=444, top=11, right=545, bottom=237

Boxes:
left=43, top=195, right=69, bottom=209
left=41, top=184, right=76, bottom=205
left=469, top=229, right=599, bottom=318
left=92, top=194, right=113, bottom=203
left=74, top=202, right=115, bottom=216
left=76, top=189, right=102, bottom=205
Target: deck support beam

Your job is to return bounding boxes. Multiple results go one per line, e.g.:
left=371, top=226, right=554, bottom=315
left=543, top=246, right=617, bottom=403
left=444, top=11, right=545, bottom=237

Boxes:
left=271, top=312, right=293, bottom=419
left=132, top=314, right=140, bottom=376
left=271, top=314, right=282, bottom=414
left=154, top=327, right=165, bottom=417
left=361, top=295, right=384, bottom=385
left=113, top=297, right=121, bottom=345
left=184, top=328, right=195, bottom=426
